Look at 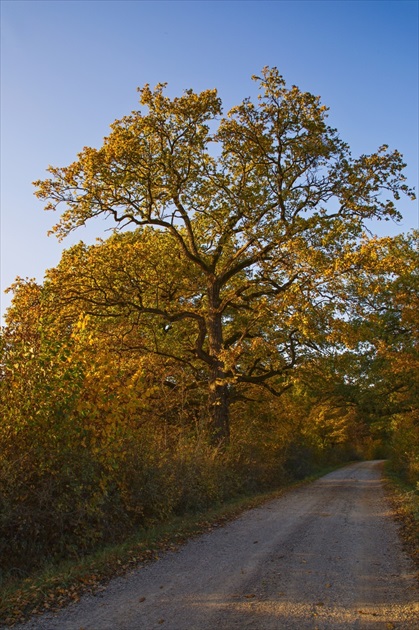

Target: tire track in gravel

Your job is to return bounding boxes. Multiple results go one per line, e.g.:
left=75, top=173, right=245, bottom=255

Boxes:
left=10, top=461, right=419, bottom=630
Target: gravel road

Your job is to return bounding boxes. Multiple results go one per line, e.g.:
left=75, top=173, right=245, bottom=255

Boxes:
left=11, top=461, right=419, bottom=629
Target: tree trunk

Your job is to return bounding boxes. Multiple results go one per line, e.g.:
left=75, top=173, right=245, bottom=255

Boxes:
left=207, top=283, right=230, bottom=446
left=208, top=364, right=230, bottom=446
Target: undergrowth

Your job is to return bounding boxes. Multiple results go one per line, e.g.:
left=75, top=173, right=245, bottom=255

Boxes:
left=383, top=462, right=419, bottom=575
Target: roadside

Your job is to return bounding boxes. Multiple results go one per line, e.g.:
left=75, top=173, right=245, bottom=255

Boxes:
left=6, top=461, right=419, bottom=630
left=1, top=469, right=333, bottom=627
left=384, top=464, right=419, bottom=574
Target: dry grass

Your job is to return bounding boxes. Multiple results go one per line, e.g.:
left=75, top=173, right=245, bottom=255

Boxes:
left=383, top=464, right=419, bottom=576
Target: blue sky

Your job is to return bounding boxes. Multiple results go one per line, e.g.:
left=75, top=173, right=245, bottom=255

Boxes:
left=1, top=0, right=418, bottom=320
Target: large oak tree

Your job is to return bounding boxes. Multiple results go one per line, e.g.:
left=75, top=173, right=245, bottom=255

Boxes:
left=35, top=67, right=414, bottom=444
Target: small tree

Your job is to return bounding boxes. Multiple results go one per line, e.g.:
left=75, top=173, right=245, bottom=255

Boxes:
left=35, top=67, right=414, bottom=444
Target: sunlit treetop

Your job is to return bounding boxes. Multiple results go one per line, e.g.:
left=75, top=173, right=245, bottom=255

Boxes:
left=33, top=67, right=416, bottom=444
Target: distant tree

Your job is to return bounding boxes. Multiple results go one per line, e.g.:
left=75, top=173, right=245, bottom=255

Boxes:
left=34, top=67, right=414, bottom=444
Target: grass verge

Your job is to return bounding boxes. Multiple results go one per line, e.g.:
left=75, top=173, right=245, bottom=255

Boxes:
left=0, top=464, right=345, bottom=627
left=383, top=463, right=419, bottom=575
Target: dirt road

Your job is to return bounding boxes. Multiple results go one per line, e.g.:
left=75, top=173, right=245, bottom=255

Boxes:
left=12, top=461, right=419, bottom=629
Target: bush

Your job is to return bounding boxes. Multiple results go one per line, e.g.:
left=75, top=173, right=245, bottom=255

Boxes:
left=389, top=410, right=419, bottom=486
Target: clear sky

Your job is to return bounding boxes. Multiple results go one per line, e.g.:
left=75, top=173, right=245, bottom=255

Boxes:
left=1, top=0, right=418, bottom=320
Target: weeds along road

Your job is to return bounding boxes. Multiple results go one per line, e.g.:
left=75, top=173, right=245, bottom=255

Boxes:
left=12, top=461, right=419, bottom=629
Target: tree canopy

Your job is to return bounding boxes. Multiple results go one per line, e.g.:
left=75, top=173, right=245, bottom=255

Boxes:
left=34, top=67, right=415, bottom=443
